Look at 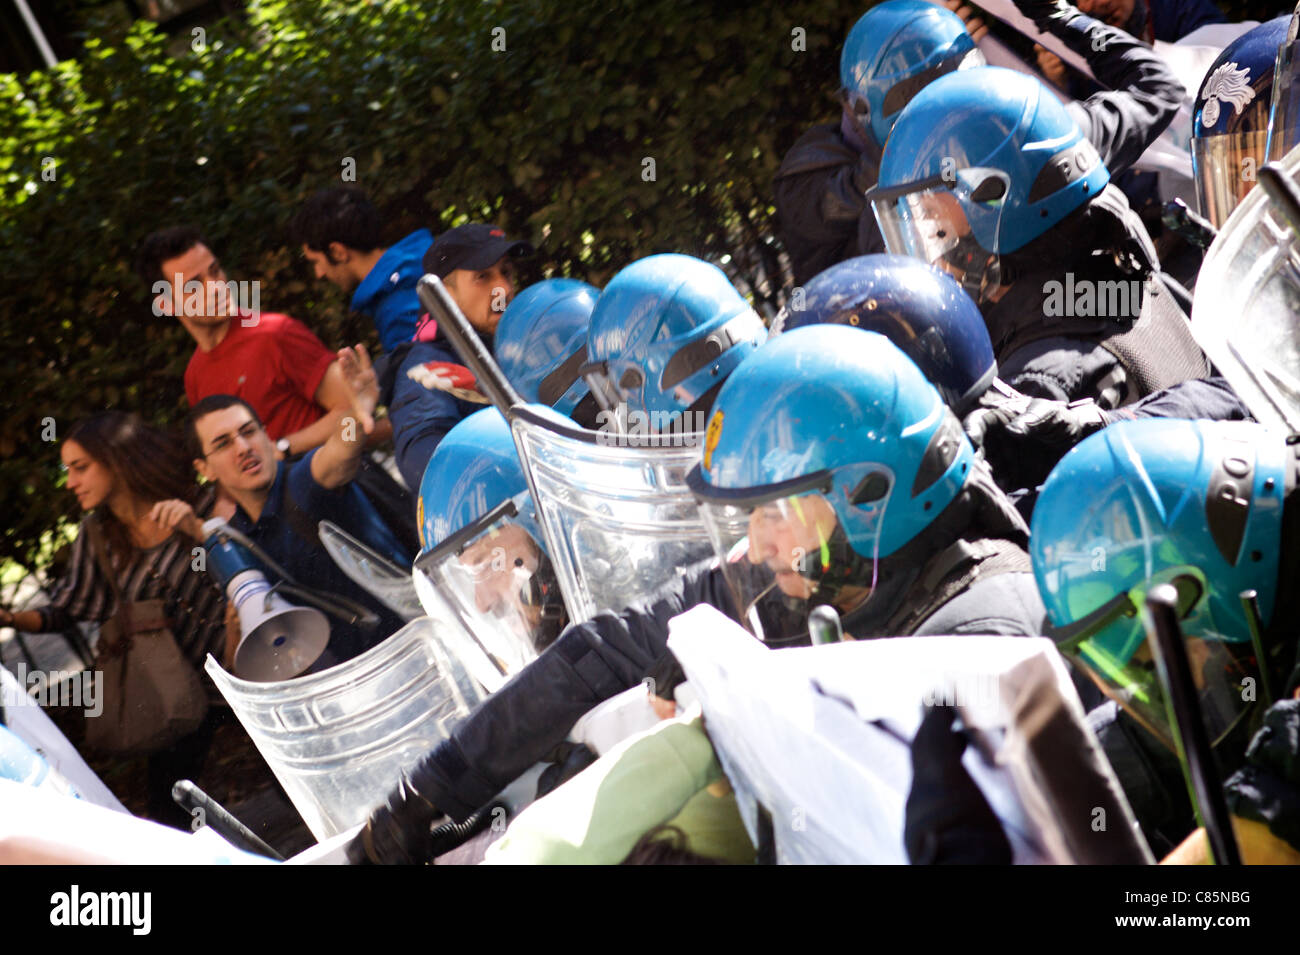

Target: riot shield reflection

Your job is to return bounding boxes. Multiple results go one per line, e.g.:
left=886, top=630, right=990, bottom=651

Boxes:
left=1191, top=143, right=1300, bottom=434
left=509, top=404, right=715, bottom=625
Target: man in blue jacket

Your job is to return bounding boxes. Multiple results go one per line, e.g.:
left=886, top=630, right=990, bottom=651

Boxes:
left=292, top=186, right=433, bottom=351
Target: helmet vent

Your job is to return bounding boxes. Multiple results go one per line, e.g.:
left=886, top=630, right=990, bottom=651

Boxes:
left=969, top=178, right=1006, bottom=203
left=659, top=313, right=756, bottom=389
left=911, top=413, right=965, bottom=498
left=850, top=470, right=891, bottom=505
left=1205, top=442, right=1256, bottom=565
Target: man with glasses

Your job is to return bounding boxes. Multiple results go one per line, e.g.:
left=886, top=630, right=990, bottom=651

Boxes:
left=185, top=348, right=409, bottom=667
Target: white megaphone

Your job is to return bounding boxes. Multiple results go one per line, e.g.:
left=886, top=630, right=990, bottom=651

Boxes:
left=202, top=518, right=330, bottom=682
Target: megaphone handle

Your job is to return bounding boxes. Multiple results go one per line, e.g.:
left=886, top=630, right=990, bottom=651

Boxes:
left=277, top=582, right=381, bottom=632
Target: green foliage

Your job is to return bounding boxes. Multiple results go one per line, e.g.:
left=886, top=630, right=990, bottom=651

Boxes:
left=0, top=0, right=864, bottom=569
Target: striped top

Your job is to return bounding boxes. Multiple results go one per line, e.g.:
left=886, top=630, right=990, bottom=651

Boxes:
left=36, top=485, right=227, bottom=669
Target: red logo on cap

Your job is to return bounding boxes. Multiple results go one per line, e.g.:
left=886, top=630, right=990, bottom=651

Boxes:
left=490, top=228, right=504, bottom=238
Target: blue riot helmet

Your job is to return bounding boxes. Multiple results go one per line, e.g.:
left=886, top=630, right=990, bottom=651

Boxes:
left=580, top=254, right=765, bottom=434
left=686, top=325, right=975, bottom=641
left=770, top=254, right=996, bottom=414
left=415, top=408, right=565, bottom=661
left=868, top=67, right=1110, bottom=303
left=1032, top=419, right=1285, bottom=753
left=840, top=0, right=985, bottom=150
left=494, top=278, right=601, bottom=427
left=1192, top=16, right=1290, bottom=226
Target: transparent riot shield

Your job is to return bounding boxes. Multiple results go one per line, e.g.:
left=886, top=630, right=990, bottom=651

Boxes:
left=509, top=403, right=715, bottom=625
left=318, top=520, right=423, bottom=622
left=667, top=604, right=1154, bottom=865
left=205, top=615, right=488, bottom=841
left=1267, top=6, right=1300, bottom=161
left=414, top=272, right=717, bottom=627
left=1191, top=142, right=1300, bottom=434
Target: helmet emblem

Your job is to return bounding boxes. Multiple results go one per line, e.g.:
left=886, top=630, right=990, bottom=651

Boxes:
left=1200, top=61, right=1255, bottom=128
left=704, top=410, right=724, bottom=471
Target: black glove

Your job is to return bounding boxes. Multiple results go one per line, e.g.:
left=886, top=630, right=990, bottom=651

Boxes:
left=904, top=705, right=1013, bottom=864
left=1224, top=699, right=1300, bottom=853
left=963, top=382, right=1109, bottom=493
left=345, top=774, right=445, bottom=865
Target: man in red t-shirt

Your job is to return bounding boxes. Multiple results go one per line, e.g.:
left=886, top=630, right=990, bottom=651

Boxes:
left=137, top=225, right=368, bottom=459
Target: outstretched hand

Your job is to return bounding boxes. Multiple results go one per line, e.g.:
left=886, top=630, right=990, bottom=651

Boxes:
left=337, top=344, right=378, bottom=437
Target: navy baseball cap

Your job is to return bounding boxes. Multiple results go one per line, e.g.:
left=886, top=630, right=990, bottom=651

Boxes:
left=422, top=223, right=534, bottom=278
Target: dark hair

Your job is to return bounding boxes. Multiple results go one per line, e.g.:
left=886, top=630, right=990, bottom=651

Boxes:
left=64, top=412, right=198, bottom=560
left=290, top=186, right=383, bottom=255
left=620, top=826, right=727, bottom=865
left=134, top=225, right=208, bottom=289
left=185, top=394, right=263, bottom=461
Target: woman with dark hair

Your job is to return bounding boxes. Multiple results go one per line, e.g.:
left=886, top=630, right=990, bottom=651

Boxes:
left=0, top=411, right=232, bottom=827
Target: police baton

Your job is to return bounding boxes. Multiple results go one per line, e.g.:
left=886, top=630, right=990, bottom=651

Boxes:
left=1141, top=585, right=1241, bottom=865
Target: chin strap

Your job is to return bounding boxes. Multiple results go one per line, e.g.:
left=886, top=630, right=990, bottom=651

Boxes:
left=804, top=522, right=877, bottom=612
left=523, top=554, right=568, bottom=652
left=939, top=237, right=1001, bottom=304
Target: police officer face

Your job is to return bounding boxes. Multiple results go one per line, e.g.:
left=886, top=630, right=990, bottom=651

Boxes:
left=458, top=521, right=542, bottom=617
left=746, top=494, right=840, bottom=600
